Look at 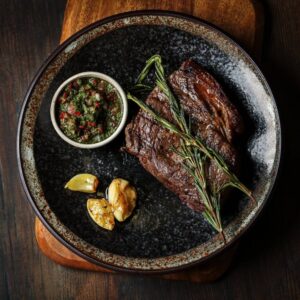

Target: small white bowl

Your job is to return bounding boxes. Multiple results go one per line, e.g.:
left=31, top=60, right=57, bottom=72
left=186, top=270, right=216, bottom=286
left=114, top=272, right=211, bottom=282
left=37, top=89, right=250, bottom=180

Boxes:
left=50, top=72, right=128, bottom=149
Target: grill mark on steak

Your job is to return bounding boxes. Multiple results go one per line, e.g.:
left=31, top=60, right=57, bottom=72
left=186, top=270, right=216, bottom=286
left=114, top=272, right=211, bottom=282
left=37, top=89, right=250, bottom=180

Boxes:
left=124, top=60, right=243, bottom=212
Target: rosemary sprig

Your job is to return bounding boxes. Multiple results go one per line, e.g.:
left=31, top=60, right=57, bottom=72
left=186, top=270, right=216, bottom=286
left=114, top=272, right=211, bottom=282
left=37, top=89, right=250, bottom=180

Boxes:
left=127, top=54, right=255, bottom=238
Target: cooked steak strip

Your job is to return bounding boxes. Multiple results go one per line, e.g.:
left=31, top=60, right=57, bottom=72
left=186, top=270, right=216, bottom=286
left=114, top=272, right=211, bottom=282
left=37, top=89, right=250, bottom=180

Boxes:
left=124, top=60, right=243, bottom=212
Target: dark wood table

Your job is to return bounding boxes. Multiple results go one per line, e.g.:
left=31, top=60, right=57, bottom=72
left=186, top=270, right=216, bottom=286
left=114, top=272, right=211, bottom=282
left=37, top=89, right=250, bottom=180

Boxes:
left=1, top=0, right=299, bottom=299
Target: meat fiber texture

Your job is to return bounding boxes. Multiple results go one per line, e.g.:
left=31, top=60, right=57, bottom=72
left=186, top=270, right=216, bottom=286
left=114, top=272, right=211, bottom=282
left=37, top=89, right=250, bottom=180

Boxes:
left=125, top=60, right=243, bottom=212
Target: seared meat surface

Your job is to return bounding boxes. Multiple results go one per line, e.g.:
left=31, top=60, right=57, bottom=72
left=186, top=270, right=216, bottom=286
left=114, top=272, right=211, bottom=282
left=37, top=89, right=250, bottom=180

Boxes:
left=124, top=60, right=243, bottom=212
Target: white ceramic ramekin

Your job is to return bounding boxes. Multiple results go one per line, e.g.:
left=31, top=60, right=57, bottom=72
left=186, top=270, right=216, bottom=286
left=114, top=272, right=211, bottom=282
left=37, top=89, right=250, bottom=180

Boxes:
left=50, top=72, right=128, bottom=149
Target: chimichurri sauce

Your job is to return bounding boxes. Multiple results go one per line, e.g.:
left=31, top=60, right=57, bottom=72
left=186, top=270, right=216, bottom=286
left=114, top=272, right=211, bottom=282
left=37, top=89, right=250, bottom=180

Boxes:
left=57, top=77, right=122, bottom=144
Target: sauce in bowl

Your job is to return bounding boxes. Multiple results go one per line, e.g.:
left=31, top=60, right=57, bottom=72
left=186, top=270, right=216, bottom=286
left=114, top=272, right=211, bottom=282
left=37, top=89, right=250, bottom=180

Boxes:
left=57, top=77, right=122, bottom=144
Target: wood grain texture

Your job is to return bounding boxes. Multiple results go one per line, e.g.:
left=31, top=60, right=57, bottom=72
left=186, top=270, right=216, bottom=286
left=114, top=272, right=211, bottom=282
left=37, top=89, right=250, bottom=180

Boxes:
left=34, top=0, right=262, bottom=282
left=35, top=219, right=109, bottom=272
left=61, top=0, right=263, bottom=54
left=2, top=0, right=300, bottom=298
left=35, top=218, right=236, bottom=282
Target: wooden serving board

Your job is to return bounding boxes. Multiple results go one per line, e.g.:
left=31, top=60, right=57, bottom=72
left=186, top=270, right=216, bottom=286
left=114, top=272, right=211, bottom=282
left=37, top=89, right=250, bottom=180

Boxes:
left=61, top=0, right=264, bottom=55
left=35, top=0, right=264, bottom=282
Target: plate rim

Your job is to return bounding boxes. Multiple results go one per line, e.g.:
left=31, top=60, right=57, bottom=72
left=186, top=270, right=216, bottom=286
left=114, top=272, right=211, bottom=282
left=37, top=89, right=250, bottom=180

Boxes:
left=16, top=9, right=282, bottom=274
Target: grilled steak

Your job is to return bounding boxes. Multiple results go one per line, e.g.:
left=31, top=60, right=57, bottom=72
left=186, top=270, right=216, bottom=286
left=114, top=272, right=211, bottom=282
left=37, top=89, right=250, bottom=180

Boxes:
left=124, top=60, right=243, bottom=212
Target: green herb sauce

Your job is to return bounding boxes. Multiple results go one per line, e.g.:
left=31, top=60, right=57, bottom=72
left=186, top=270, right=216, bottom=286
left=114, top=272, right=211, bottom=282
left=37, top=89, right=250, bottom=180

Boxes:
left=57, top=77, right=122, bottom=144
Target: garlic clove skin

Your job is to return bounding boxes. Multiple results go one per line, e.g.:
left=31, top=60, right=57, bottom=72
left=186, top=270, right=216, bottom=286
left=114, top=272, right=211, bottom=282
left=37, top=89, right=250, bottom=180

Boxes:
left=87, top=198, right=115, bottom=230
left=108, top=178, right=137, bottom=222
left=65, top=173, right=99, bottom=193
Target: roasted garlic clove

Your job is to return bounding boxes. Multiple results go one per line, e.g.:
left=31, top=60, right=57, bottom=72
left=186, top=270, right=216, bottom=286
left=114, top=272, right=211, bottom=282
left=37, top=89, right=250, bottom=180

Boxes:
left=108, top=178, right=137, bottom=222
left=65, top=173, right=99, bottom=193
left=87, top=198, right=115, bottom=230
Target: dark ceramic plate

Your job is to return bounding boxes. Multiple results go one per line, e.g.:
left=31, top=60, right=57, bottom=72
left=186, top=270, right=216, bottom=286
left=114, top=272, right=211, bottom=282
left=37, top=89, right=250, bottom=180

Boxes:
left=17, top=11, right=281, bottom=273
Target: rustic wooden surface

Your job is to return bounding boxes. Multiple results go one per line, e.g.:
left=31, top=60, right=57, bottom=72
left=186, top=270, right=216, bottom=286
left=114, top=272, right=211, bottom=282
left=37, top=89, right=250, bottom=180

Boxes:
left=1, top=0, right=300, bottom=299
left=61, top=0, right=263, bottom=55
left=34, top=0, right=262, bottom=282
left=35, top=218, right=237, bottom=282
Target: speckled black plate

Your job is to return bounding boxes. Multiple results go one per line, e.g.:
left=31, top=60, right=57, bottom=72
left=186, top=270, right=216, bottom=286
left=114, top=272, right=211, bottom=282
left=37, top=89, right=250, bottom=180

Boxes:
left=17, top=11, right=281, bottom=273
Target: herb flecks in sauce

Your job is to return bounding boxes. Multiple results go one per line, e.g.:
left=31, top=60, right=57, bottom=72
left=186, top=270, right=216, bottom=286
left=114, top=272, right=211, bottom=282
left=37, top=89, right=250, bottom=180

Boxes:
left=58, top=77, right=122, bottom=144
